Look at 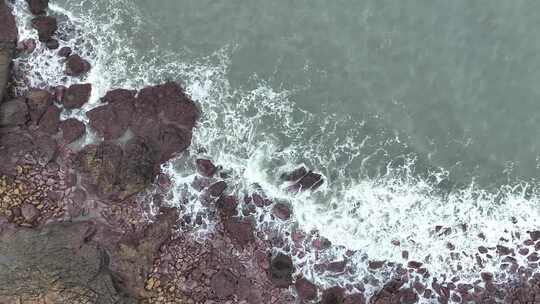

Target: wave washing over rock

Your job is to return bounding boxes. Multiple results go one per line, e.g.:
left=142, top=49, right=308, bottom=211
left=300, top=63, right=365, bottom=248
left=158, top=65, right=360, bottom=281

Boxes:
left=1, top=0, right=540, bottom=303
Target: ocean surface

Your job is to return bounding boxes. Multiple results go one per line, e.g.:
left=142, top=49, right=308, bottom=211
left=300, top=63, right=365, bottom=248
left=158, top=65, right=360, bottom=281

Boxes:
left=10, top=0, right=540, bottom=300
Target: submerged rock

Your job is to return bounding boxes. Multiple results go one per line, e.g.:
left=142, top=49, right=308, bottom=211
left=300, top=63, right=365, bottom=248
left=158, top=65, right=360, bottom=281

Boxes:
left=196, top=158, right=216, bottom=177
left=295, top=276, right=318, bottom=301
left=31, top=16, right=57, bottom=42
left=65, top=54, right=91, bottom=76
left=63, top=83, right=92, bottom=109
left=57, top=46, right=72, bottom=57
left=26, top=0, right=49, bottom=15
left=272, top=202, right=291, bottom=220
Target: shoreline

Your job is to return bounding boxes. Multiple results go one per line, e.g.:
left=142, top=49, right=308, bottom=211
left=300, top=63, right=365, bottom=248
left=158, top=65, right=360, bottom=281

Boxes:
left=1, top=1, right=540, bottom=304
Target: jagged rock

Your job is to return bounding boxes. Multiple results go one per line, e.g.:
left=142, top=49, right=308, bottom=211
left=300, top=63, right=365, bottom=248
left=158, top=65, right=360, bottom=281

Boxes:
left=272, top=203, right=291, bottom=220
left=65, top=54, right=91, bottom=76
left=31, top=16, right=57, bottom=42
left=0, top=221, right=137, bottom=303
left=75, top=138, right=158, bottom=200
left=87, top=95, right=133, bottom=140
left=208, top=180, right=227, bottom=197
left=38, top=104, right=60, bottom=134
left=57, top=46, right=72, bottom=57
left=26, top=89, right=52, bottom=124
left=345, top=293, right=366, bottom=304
left=0, top=98, right=28, bottom=127
left=109, top=208, right=177, bottom=298
left=322, top=287, right=346, bottom=304
left=196, top=158, right=216, bottom=177
left=20, top=202, right=39, bottom=222
left=216, top=195, right=238, bottom=216
left=16, top=38, right=36, bottom=54
left=26, top=0, right=49, bottom=15
left=281, top=166, right=308, bottom=181
left=223, top=217, right=255, bottom=246
left=60, top=118, right=85, bottom=143
left=63, top=83, right=91, bottom=109
left=0, top=2, right=17, bottom=102
left=101, top=88, right=137, bottom=104
left=295, top=277, right=318, bottom=301
left=288, top=171, right=324, bottom=192
left=269, top=253, right=294, bottom=288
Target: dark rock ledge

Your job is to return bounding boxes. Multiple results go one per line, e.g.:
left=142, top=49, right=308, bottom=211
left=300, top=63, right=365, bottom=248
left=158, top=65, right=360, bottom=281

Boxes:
left=3, top=1, right=540, bottom=304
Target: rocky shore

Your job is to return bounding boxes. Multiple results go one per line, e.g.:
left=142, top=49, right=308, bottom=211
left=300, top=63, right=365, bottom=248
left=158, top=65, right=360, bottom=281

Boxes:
left=2, top=1, right=540, bottom=304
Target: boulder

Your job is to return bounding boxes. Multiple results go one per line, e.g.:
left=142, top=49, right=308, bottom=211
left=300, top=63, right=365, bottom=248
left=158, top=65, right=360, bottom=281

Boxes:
left=101, top=88, right=137, bottom=104
left=75, top=138, right=159, bottom=200
left=196, top=158, right=216, bottom=177
left=0, top=98, right=29, bottom=127
left=295, top=277, right=318, bottom=301
left=0, top=221, right=137, bottom=303
left=288, top=171, right=324, bottom=192
left=59, top=118, right=85, bottom=143
left=281, top=166, right=308, bottom=181
left=87, top=96, right=133, bottom=140
left=0, top=2, right=17, bottom=102
left=63, top=83, right=91, bottom=109
left=45, top=38, right=59, bottom=49
left=26, top=0, right=49, bottom=15
left=216, top=195, right=238, bottom=216
left=272, top=203, right=291, bottom=220
left=16, top=38, right=36, bottom=54
left=31, top=16, right=57, bottom=42
left=38, top=104, right=61, bottom=134
left=20, top=202, right=40, bottom=222
left=57, top=46, right=72, bottom=57
left=269, top=253, right=294, bottom=288
left=208, top=180, right=227, bottom=197
left=26, top=89, right=52, bottom=124
left=344, top=294, right=366, bottom=304
left=321, top=287, right=346, bottom=304
left=65, top=54, right=91, bottom=76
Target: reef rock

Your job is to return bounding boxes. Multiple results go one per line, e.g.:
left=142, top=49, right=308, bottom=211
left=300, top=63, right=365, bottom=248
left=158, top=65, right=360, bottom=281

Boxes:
left=0, top=221, right=137, bottom=303
left=31, top=16, right=57, bottom=42
left=60, top=118, right=85, bottom=143
left=63, top=83, right=92, bottom=109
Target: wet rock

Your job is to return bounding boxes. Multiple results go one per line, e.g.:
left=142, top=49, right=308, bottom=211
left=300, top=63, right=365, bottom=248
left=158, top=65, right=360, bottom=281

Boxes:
left=45, top=38, right=59, bottom=49
left=344, top=293, right=366, bottom=304
left=60, top=118, right=85, bottom=143
left=529, top=230, right=540, bottom=241
left=281, top=166, right=308, bottom=181
left=101, top=88, right=137, bottom=104
left=196, top=158, right=216, bottom=177
left=26, top=0, right=49, bottom=15
left=0, top=98, right=28, bottom=127
left=57, top=46, right=72, bottom=57
left=34, top=135, right=58, bottom=165
left=327, top=260, right=347, bottom=273
left=269, top=253, right=294, bottom=288
left=38, top=104, right=61, bottom=134
left=408, top=260, right=423, bottom=269
left=31, top=16, right=57, bottom=42
left=208, top=180, right=227, bottom=197
left=20, top=202, right=39, bottom=222
left=65, top=54, right=91, bottom=76
left=26, top=89, right=52, bottom=124
left=322, top=286, right=345, bottom=304
left=272, top=203, right=291, bottom=220
left=0, top=2, right=17, bottom=103
left=63, top=83, right=91, bottom=109
left=16, top=38, right=36, bottom=54
left=288, top=171, right=324, bottom=192
left=87, top=97, right=134, bottom=140
left=223, top=217, right=255, bottom=246
left=295, top=276, right=318, bottom=301
left=217, top=195, right=238, bottom=216
left=210, top=269, right=237, bottom=299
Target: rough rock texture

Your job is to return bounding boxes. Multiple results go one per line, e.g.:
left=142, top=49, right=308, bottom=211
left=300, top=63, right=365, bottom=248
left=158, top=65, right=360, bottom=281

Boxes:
left=0, top=98, right=29, bottom=126
left=59, top=118, right=85, bottom=143
left=0, top=220, right=137, bottom=304
left=26, top=89, right=52, bottom=124
left=62, top=83, right=91, bottom=109
left=31, top=16, right=57, bottom=42
left=65, top=54, right=91, bottom=76
left=26, top=0, right=49, bottom=15
left=0, top=1, right=17, bottom=102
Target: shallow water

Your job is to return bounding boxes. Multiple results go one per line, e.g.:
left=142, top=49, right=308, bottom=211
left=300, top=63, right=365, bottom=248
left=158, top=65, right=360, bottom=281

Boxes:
left=11, top=0, right=540, bottom=300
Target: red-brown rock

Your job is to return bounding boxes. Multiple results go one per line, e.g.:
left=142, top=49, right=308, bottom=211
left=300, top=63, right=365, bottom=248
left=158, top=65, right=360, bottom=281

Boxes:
left=45, top=38, right=59, bottom=50
left=26, top=89, right=52, bottom=124
left=322, top=286, right=345, bottom=304
left=288, top=171, right=324, bottom=192
left=223, top=217, right=255, bottom=246
left=65, top=54, right=91, bottom=76
left=26, top=0, right=49, bottom=15
left=63, top=83, right=91, bottom=109
left=269, top=253, right=294, bottom=288
left=210, top=269, right=237, bottom=299
left=57, top=46, right=72, bottom=57
left=87, top=98, right=133, bottom=140
left=60, top=118, right=85, bottom=143
left=38, top=104, right=60, bottom=134
left=196, top=158, right=216, bottom=177
left=295, top=277, right=317, bottom=301
left=0, top=98, right=28, bottom=127
left=31, top=16, right=57, bottom=42
left=272, top=203, right=291, bottom=220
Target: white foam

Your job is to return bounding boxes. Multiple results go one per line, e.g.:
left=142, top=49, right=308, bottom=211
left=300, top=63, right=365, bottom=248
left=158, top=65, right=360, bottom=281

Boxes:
left=10, top=0, right=540, bottom=301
